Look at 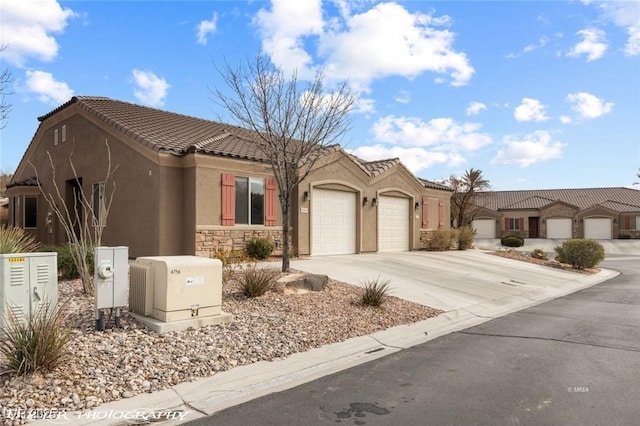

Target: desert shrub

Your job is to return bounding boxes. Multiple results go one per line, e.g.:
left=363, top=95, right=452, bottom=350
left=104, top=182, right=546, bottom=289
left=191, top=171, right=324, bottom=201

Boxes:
left=0, top=303, right=71, bottom=376
left=531, top=248, right=548, bottom=260
left=457, top=226, right=476, bottom=250
left=246, top=238, right=275, bottom=260
left=554, top=239, right=604, bottom=269
left=426, top=229, right=454, bottom=251
left=237, top=265, right=279, bottom=297
left=501, top=234, right=524, bottom=247
left=0, top=225, right=41, bottom=254
left=360, top=275, right=392, bottom=307
left=41, top=244, right=94, bottom=280
left=212, top=248, right=251, bottom=282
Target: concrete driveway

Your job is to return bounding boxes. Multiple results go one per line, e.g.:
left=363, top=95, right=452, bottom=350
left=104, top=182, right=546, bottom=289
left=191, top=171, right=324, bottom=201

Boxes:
left=290, top=250, right=611, bottom=313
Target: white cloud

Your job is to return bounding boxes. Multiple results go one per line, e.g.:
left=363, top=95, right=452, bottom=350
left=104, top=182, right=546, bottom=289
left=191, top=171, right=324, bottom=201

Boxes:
left=25, top=70, right=73, bottom=104
left=372, top=115, right=492, bottom=152
left=196, top=12, right=218, bottom=45
left=559, top=115, right=572, bottom=124
left=466, top=101, right=487, bottom=116
left=567, top=92, right=613, bottom=119
left=567, top=28, right=607, bottom=61
left=0, top=0, right=76, bottom=67
left=514, top=98, right=548, bottom=122
left=351, top=145, right=466, bottom=174
left=132, top=69, right=170, bottom=107
left=394, top=90, right=410, bottom=104
left=588, top=0, right=640, bottom=56
left=255, top=1, right=474, bottom=91
left=524, top=36, right=549, bottom=53
left=491, top=131, right=565, bottom=167
left=254, top=0, right=324, bottom=79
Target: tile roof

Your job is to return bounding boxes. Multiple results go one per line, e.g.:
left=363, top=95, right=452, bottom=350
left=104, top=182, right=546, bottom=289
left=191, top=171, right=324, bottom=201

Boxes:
left=6, top=178, right=39, bottom=189
left=39, top=96, right=274, bottom=162
left=31, top=97, right=450, bottom=192
left=475, top=188, right=640, bottom=212
left=418, top=178, right=455, bottom=192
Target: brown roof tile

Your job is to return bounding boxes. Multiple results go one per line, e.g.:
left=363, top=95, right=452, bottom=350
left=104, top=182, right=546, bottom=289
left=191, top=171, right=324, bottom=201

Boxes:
left=476, top=188, right=640, bottom=211
left=40, top=96, right=272, bottom=161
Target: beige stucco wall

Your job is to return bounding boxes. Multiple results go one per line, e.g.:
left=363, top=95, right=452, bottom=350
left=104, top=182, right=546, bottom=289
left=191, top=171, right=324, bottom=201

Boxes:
left=8, top=105, right=185, bottom=258
left=293, top=151, right=452, bottom=255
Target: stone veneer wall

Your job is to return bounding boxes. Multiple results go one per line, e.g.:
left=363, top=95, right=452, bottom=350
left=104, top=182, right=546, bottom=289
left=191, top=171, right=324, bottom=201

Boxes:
left=195, top=228, right=292, bottom=258
left=540, top=204, right=579, bottom=238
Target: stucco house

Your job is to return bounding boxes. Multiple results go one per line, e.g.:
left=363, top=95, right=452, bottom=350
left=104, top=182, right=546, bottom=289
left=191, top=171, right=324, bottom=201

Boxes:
left=6, top=96, right=453, bottom=258
left=471, top=188, right=640, bottom=240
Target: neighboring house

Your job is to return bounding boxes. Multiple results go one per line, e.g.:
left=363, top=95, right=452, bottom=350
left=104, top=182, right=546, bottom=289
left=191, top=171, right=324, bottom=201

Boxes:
left=0, top=197, right=8, bottom=226
left=471, top=188, right=640, bottom=240
left=7, top=96, right=453, bottom=258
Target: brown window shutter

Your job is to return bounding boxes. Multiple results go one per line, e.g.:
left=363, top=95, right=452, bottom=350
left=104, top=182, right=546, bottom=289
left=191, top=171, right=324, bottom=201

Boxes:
left=519, top=217, right=524, bottom=230
left=504, top=218, right=509, bottom=230
left=221, top=173, right=235, bottom=226
left=265, top=178, right=277, bottom=226
left=438, top=200, right=444, bottom=227
left=421, top=197, right=429, bottom=228
left=625, top=216, right=631, bottom=230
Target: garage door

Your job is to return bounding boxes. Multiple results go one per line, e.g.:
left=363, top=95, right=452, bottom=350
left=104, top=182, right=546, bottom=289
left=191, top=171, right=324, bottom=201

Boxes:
left=584, top=218, right=612, bottom=239
left=378, top=196, right=410, bottom=252
left=311, top=189, right=356, bottom=255
left=546, top=218, right=572, bottom=239
left=472, top=219, right=496, bottom=239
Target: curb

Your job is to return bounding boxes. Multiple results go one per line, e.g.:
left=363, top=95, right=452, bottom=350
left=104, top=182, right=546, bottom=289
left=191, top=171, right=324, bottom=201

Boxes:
left=30, top=268, right=617, bottom=425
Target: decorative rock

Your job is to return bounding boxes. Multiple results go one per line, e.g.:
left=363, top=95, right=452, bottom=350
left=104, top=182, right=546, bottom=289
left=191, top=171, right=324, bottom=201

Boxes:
left=276, top=273, right=329, bottom=294
left=122, top=391, right=134, bottom=398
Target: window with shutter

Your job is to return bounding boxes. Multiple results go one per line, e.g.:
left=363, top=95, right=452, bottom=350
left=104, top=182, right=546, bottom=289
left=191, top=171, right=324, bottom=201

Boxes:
left=421, top=197, right=429, bottom=228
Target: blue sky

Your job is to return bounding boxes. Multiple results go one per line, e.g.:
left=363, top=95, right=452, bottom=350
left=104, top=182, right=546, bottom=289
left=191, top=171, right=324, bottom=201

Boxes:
left=1, top=0, right=639, bottom=190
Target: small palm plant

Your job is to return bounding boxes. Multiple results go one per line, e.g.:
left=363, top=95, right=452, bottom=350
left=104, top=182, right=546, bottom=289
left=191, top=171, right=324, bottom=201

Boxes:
left=0, top=225, right=41, bottom=254
left=360, top=275, right=392, bottom=307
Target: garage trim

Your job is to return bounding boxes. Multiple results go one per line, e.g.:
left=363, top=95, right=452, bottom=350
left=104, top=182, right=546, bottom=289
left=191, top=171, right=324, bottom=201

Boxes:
left=584, top=217, right=612, bottom=239
left=546, top=217, right=573, bottom=239
left=378, top=195, right=410, bottom=252
left=311, top=188, right=357, bottom=256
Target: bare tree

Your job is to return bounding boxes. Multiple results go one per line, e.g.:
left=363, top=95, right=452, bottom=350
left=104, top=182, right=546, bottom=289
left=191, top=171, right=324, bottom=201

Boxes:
left=0, top=45, right=13, bottom=129
left=32, top=140, right=117, bottom=295
left=213, top=55, right=356, bottom=272
left=445, top=168, right=491, bottom=227
left=0, top=170, right=12, bottom=197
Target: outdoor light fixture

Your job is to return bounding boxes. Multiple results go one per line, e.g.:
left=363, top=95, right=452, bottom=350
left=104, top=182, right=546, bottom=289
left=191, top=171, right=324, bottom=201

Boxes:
left=363, top=197, right=369, bottom=206
left=415, top=202, right=420, bottom=210
left=303, top=191, right=309, bottom=202
left=372, top=198, right=378, bottom=207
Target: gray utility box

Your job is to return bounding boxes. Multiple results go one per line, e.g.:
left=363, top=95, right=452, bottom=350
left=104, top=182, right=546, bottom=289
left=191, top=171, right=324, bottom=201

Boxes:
left=0, top=252, right=58, bottom=325
left=94, top=246, right=129, bottom=310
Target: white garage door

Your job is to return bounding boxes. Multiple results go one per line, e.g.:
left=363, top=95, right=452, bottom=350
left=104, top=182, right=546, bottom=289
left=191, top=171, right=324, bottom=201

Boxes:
left=547, top=218, right=572, bottom=239
left=311, top=189, right=356, bottom=255
left=584, top=218, right=612, bottom=239
left=378, top=196, right=410, bottom=252
left=472, top=219, right=496, bottom=239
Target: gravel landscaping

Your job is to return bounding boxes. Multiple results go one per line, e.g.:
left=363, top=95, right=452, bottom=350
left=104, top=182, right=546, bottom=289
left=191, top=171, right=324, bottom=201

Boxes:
left=0, top=269, right=442, bottom=424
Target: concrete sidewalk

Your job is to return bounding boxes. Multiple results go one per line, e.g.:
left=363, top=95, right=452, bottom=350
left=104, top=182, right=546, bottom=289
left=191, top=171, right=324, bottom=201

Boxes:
left=31, top=251, right=618, bottom=425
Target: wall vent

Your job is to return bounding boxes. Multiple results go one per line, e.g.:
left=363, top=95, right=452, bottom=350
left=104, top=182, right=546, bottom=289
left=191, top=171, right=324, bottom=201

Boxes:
left=129, top=263, right=153, bottom=316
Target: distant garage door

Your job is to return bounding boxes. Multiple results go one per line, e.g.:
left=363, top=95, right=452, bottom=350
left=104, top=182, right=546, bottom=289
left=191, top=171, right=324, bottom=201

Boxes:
left=472, top=219, right=496, bottom=239
left=378, top=196, right=409, bottom=252
left=584, top=218, right=612, bottom=239
left=547, top=218, right=572, bottom=239
left=311, top=188, right=356, bottom=255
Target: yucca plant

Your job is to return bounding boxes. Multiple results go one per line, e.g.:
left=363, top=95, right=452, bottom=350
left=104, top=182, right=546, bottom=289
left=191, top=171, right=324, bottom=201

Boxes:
left=0, top=302, right=71, bottom=376
left=237, top=265, right=279, bottom=298
left=360, top=275, right=392, bottom=307
left=0, top=225, right=41, bottom=254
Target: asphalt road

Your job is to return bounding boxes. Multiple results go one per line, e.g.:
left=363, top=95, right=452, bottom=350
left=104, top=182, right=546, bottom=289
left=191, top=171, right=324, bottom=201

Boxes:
left=185, top=255, right=640, bottom=426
